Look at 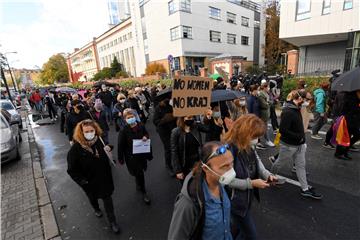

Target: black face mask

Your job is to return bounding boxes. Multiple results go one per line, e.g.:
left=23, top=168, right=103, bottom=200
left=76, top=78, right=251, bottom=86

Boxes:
left=77, top=105, right=84, bottom=111
left=184, top=119, right=194, bottom=126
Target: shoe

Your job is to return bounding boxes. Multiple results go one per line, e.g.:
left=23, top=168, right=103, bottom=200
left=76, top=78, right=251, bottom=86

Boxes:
left=273, top=129, right=278, bottom=135
left=94, top=210, right=103, bottom=218
left=110, top=222, right=120, bottom=234
left=143, top=194, right=151, bottom=205
left=349, top=146, right=360, bottom=152
left=256, top=143, right=266, bottom=150
left=322, top=143, right=335, bottom=149
left=301, top=188, right=322, bottom=200
left=311, top=135, right=322, bottom=140
left=268, top=156, right=276, bottom=164
left=335, top=154, right=352, bottom=160
left=265, top=141, right=275, bottom=147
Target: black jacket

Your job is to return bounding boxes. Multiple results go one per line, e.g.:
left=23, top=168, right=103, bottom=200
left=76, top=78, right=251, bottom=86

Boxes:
left=98, top=91, right=114, bottom=107
left=117, top=124, right=153, bottom=176
left=66, top=110, right=91, bottom=141
left=170, top=124, right=209, bottom=174
left=67, top=140, right=114, bottom=198
left=342, top=91, right=360, bottom=133
left=153, top=103, right=177, bottom=135
left=89, top=110, right=109, bottom=132
left=203, top=118, right=224, bottom=142
left=279, top=101, right=305, bottom=146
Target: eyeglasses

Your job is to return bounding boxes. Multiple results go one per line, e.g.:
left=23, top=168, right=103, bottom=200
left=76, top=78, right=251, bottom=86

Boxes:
left=205, top=144, right=230, bottom=162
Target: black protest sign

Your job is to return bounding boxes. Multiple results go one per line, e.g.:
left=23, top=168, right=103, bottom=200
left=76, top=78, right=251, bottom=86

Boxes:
left=172, top=76, right=212, bottom=117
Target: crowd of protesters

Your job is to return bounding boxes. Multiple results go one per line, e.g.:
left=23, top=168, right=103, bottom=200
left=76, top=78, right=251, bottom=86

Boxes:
left=19, top=74, right=359, bottom=239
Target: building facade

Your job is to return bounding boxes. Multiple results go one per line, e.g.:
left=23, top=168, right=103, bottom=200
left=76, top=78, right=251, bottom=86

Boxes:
left=280, top=0, right=360, bottom=75
left=107, top=0, right=131, bottom=26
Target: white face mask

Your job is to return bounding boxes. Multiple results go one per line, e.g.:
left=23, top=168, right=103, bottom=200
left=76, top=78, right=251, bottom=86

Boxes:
left=239, top=100, right=246, bottom=106
left=250, top=138, right=258, bottom=147
left=202, top=163, right=236, bottom=185
left=302, top=101, right=310, bottom=107
left=169, top=99, right=173, bottom=106
left=84, top=131, right=96, bottom=141
left=119, top=99, right=126, bottom=104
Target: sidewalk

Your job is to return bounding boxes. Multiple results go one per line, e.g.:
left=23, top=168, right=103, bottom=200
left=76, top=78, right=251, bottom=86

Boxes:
left=1, top=111, right=60, bottom=240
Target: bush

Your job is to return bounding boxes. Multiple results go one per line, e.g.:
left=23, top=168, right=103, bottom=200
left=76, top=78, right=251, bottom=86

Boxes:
left=282, top=77, right=329, bottom=100
left=93, top=67, right=112, bottom=81
left=145, top=63, right=166, bottom=75
left=115, top=71, right=129, bottom=78
left=245, top=65, right=262, bottom=75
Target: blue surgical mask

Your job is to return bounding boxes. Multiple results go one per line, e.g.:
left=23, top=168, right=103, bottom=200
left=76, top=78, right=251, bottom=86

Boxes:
left=212, top=111, right=221, bottom=118
left=126, top=117, right=137, bottom=125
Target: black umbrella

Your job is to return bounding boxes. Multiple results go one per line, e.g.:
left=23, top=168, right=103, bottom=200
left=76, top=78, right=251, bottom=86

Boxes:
left=211, top=89, right=247, bottom=103
left=331, top=67, right=360, bottom=92
left=93, top=80, right=117, bottom=88
left=155, top=87, right=172, bottom=101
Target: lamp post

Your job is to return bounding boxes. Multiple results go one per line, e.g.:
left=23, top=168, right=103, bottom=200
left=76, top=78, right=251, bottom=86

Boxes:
left=1, top=51, right=18, bottom=92
left=0, top=65, right=13, bottom=102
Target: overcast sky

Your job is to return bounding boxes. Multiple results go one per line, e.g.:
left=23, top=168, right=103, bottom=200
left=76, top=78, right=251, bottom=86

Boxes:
left=0, top=0, right=109, bottom=69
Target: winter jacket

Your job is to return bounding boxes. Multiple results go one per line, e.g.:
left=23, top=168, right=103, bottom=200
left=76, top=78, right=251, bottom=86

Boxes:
left=203, top=118, right=224, bottom=142
left=258, top=91, right=270, bottom=121
left=279, top=101, right=305, bottom=146
left=98, top=91, right=114, bottom=107
left=117, top=124, right=153, bottom=176
left=247, top=95, right=260, bottom=117
left=313, top=88, right=326, bottom=113
left=67, top=140, right=114, bottom=199
left=66, top=110, right=92, bottom=141
left=89, top=110, right=109, bottom=132
left=153, top=103, right=177, bottom=135
left=168, top=173, right=205, bottom=240
left=112, top=102, right=129, bottom=131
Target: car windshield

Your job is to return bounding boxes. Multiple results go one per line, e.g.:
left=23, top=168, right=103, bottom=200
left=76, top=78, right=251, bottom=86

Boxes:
left=0, top=102, right=14, bottom=111
left=0, top=116, right=8, bottom=129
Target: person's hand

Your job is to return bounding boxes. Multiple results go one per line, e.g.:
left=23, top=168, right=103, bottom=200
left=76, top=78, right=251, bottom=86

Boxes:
left=176, top=173, right=184, bottom=180
left=104, top=145, right=112, bottom=152
left=69, top=141, right=74, bottom=146
left=267, top=175, right=277, bottom=183
left=205, top=109, right=212, bottom=119
left=214, top=117, right=223, bottom=126
left=118, top=112, right=122, bottom=117
left=224, top=117, right=233, bottom=130
left=142, top=136, right=148, bottom=141
left=251, top=179, right=269, bottom=189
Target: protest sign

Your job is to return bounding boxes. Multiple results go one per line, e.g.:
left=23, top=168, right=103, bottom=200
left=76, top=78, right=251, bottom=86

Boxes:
left=172, top=76, right=212, bottom=117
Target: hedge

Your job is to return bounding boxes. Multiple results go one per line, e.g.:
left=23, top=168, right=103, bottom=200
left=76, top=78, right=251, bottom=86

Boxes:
left=282, top=77, right=329, bottom=100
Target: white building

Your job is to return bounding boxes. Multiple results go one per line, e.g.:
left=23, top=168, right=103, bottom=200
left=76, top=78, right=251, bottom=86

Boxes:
left=107, top=0, right=131, bottom=26
left=280, top=0, right=360, bottom=74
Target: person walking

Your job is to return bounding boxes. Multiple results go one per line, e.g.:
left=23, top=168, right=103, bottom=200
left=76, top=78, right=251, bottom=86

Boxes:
left=258, top=83, right=275, bottom=147
left=31, top=89, right=43, bottom=112
left=98, top=84, right=114, bottom=124
left=89, top=100, right=110, bottom=144
left=153, top=98, right=177, bottom=176
left=168, top=141, right=235, bottom=240
left=311, top=83, right=329, bottom=140
left=66, top=100, right=91, bottom=145
left=113, top=93, right=129, bottom=132
left=67, top=119, right=120, bottom=234
left=44, top=92, right=57, bottom=122
left=270, top=90, right=322, bottom=200
left=203, top=104, right=225, bottom=142
left=117, top=108, right=152, bottom=204
left=223, top=114, right=277, bottom=240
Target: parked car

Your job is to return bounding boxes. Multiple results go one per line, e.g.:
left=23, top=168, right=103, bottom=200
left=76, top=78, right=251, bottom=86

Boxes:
left=0, top=99, right=22, bottom=129
left=1, top=110, right=21, bottom=163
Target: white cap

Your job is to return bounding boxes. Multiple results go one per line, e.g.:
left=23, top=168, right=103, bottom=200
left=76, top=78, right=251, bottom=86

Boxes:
left=261, top=79, right=267, bottom=85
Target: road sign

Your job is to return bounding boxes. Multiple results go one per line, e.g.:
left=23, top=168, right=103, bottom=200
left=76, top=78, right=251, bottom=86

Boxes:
left=167, top=54, right=173, bottom=63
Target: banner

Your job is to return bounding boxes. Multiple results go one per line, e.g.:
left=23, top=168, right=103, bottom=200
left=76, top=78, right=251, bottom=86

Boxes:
left=172, top=76, right=212, bottom=117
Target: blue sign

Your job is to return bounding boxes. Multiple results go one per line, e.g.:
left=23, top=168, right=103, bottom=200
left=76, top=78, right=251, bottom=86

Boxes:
left=168, top=54, right=173, bottom=62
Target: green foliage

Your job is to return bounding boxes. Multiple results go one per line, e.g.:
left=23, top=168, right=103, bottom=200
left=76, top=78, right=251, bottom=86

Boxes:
left=116, top=78, right=172, bottom=89
left=110, top=57, right=123, bottom=77
left=282, top=77, right=329, bottom=100
left=245, top=65, right=262, bottom=75
left=145, top=63, right=166, bottom=75
left=92, top=67, right=112, bottom=81
left=115, top=71, right=129, bottom=78
left=40, top=54, right=69, bottom=85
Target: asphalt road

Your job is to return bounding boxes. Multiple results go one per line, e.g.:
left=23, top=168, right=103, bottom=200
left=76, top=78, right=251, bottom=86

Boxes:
left=32, top=113, right=360, bottom=240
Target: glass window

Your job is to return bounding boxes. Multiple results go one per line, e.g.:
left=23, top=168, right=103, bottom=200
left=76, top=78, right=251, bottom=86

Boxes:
left=170, top=26, right=180, bottom=40
left=129, top=32, right=132, bottom=39
left=180, top=0, right=191, bottom=12
left=254, top=20, right=260, bottom=29
left=296, top=0, right=311, bottom=21
left=227, top=33, right=236, bottom=44
left=322, top=0, right=331, bottom=14
left=168, top=0, right=178, bottom=14
left=241, top=36, right=249, bottom=45
left=174, top=57, right=180, bottom=70
left=182, top=26, right=192, bottom=39
left=227, top=12, right=236, bottom=24
left=145, top=54, right=150, bottom=64
left=241, top=16, right=249, bottom=27
left=114, top=39, right=118, bottom=45
left=209, top=6, right=221, bottom=20
left=110, top=41, right=113, bottom=47
left=0, top=101, right=14, bottom=111
left=124, top=35, right=127, bottom=41
left=343, top=0, right=353, bottom=10
left=210, top=30, right=221, bottom=42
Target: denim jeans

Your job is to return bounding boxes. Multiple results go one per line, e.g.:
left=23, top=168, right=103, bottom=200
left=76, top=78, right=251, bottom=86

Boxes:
left=231, top=212, right=257, bottom=240
left=35, top=101, right=43, bottom=112
left=103, top=104, right=113, bottom=122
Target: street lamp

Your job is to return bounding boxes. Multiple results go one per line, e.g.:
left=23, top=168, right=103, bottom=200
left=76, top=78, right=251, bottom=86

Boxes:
left=1, top=51, right=18, bottom=92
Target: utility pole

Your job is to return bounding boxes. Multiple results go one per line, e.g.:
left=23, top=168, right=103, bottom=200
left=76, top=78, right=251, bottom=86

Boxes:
left=1, top=52, right=18, bottom=92
left=0, top=65, right=13, bottom=102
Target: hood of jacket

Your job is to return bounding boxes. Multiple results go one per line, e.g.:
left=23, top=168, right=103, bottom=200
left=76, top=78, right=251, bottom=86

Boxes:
left=283, top=101, right=300, bottom=110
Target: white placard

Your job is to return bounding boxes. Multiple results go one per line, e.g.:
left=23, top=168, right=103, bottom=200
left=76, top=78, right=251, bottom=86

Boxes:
left=132, top=139, right=151, bottom=154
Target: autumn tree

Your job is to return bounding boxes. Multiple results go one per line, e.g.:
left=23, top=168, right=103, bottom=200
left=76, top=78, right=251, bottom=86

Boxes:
left=265, top=0, right=297, bottom=72
left=40, top=54, right=69, bottom=85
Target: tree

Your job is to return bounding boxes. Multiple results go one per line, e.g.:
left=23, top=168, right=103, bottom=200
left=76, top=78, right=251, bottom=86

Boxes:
left=265, top=0, right=297, bottom=71
left=92, top=67, right=112, bottom=81
left=110, top=56, right=123, bottom=77
left=145, top=63, right=166, bottom=75
left=40, top=54, right=69, bottom=85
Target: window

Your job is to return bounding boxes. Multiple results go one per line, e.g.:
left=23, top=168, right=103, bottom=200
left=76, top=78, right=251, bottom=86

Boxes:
left=343, top=0, right=352, bottom=10
left=170, top=26, right=180, bottom=40
left=322, top=0, right=331, bottom=14
left=296, top=0, right=311, bottom=21
left=110, top=41, right=113, bottom=47
left=227, top=12, right=236, bottom=24
left=227, top=33, right=236, bottom=44
left=241, top=16, right=249, bottom=27
left=180, top=0, right=191, bottom=12
left=124, top=35, right=127, bottom=41
left=241, top=36, right=249, bottom=45
left=209, top=6, right=221, bottom=20
left=114, top=39, right=118, bottom=45
left=254, top=20, right=260, bottom=29
left=182, top=26, right=192, bottom=39
left=168, top=0, right=178, bottom=14
left=145, top=54, right=150, bottom=64
left=210, top=30, right=221, bottom=42
left=119, top=37, right=122, bottom=43
left=129, top=32, right=132, bottom=39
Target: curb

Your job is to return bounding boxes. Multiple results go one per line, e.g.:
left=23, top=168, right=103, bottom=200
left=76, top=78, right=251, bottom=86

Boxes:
left=25, top=112, right=62, bottom=240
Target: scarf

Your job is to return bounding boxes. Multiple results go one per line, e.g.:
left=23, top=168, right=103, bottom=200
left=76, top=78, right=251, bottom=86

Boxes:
left=80, top=136, right=99, bottom=157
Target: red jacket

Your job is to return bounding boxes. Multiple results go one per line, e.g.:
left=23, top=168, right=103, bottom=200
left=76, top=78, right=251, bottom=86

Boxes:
left=31, top=93, right=42, bottom=102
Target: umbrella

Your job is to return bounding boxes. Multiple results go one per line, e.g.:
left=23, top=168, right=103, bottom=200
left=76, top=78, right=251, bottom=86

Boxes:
left=93, top=80, right=117, bottom=88
left=55, top=86, right=77, bottom=93
left=209, top=73, right=223, bottom=80
left=155, top=87, right=172, bottom=101
left=331, top=67, right=360, bottom=92
left=211, top=90, right=247, bottom=103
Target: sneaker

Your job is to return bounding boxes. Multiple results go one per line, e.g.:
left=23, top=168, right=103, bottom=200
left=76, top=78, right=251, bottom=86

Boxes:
left=110, top=222, right=120, bottom=234
left=301, top=188, right=323, bottom=200
left=268, top=156, right=276, bottom=164
left=349, top=146, right=360, bottom=152
left=256, top=143, right=266, bottom=150
left=265, top=141, right=275, bottom=147
left=335, top=154, right=352, bottom=160
left=143, top=194, right=151, bottom=205
left=311, top=134, right=323, bottom=140
left=322, top=143, right=335, bottom=149
left=94, top=210, right=103, bottom=218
